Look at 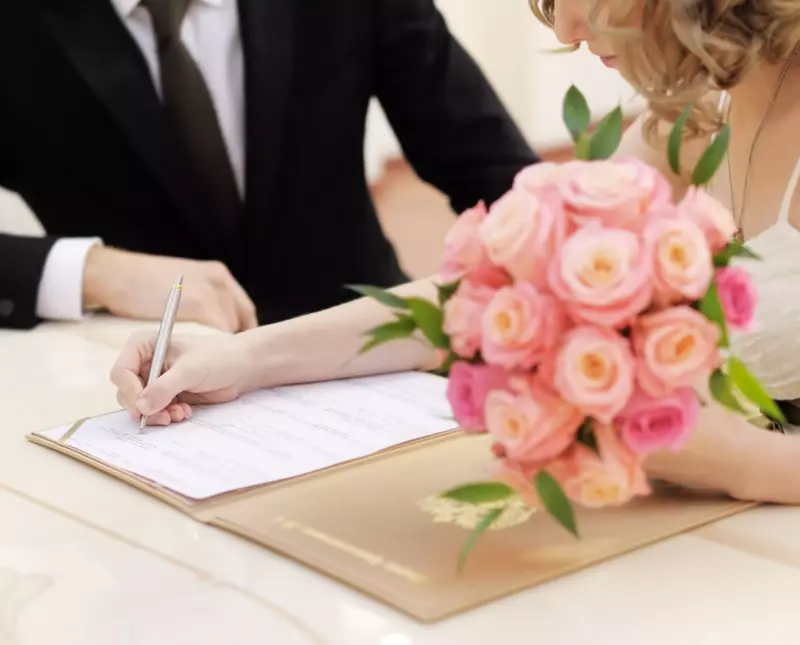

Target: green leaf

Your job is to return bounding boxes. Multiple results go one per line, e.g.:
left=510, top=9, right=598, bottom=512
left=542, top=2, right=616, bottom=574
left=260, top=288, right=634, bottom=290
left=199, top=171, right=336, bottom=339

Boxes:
left=406, top=297, right=449, bottom=349
left=535, top=471, right=579, bottom=538
left=588, top=106, right=624, bottom=160
left=698, top=281, right=729, bottom=348
left=575, top=132, right=591, bottom=160
left=457, top=508, right=503, bottom=574
left=708, top=369, right=747, bottom=415
left=691, top=124, right=730, bottom=186
left=667, top=103, right=693, bottom=176
left=728, top=356, right=786, bottom=424
left=346, top=284, right=408, bottom=310
left=357, top=315, right=417, bottom=354
left=442, top=482, right=514, bottom=504
left=563, top=85, right=591, bottom=143
left=712, top=242, right=762, bottom=267
left=437, top=281, right=460, bottom=306
left=576, top=419, right=598, bottom=454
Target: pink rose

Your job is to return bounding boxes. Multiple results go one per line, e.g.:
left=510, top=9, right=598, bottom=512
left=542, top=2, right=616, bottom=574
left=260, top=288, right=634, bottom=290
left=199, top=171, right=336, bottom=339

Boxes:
left=548, top=424, right=650, bottom=508
left=644, top=213, right=713, bottom=305
left=446, top=361, right=511, bottom=433
left=441, top=201, right=509, bottom=287
left=715, top=267, right=757, bottom=331
left=616, top=387, right=700, bottom=455
left=545, top=325, right=635, bottom=424
left=479, top=184, right=566, bottom=287
left=678, top=187, right=737, bottom=252
left=548, top=221, right=653, bottom=328
left=485, top=375, right=584, bottom=465
left=632, top=306, right=721, bottom=397
left=443, top=281, right=496, bottom=358
left=560, top=157, right=672, bottom=231
left=481, top=282, right=568, bottom=370
left=514, top=160, right=585, bottom=193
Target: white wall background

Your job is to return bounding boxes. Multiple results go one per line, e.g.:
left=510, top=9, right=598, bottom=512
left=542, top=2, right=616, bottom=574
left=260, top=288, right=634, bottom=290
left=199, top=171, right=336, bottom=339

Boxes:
left=364, top=0, right=646, bottom=182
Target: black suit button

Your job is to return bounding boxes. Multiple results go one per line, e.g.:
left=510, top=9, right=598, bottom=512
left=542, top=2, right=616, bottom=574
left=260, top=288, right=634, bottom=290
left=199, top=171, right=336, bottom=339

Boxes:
left=0, top=299, right=14, bottom=317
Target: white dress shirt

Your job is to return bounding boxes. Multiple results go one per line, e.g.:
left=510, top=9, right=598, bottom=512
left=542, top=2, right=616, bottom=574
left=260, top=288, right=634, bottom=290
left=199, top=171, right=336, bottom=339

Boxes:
left=35, top=0, right=244, bottom=321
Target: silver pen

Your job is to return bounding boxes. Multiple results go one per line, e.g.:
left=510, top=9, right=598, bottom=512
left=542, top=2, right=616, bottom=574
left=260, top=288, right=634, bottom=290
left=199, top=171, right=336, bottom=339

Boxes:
left=139, top=275, right=184, bottom=432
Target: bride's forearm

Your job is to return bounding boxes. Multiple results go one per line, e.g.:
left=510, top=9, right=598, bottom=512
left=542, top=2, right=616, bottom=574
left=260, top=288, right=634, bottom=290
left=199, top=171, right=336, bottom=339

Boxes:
left=645, top=402, right=800, bottom=504
left=240, top=276, right=441, bottom=390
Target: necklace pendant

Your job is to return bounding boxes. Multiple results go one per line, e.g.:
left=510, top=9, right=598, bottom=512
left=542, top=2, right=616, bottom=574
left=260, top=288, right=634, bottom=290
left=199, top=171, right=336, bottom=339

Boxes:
left=734, top=227, right=744, bottom=244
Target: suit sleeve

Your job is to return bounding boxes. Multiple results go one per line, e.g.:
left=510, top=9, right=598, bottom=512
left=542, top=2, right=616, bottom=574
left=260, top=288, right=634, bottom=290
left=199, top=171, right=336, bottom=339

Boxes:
left=0, top=232, right=59, bottom=329
left=373, top=0, right=540, bottom=214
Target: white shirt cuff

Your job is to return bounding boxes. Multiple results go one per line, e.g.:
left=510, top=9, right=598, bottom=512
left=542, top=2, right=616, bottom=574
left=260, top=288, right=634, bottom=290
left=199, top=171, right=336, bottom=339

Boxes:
left=35, top=237, right=103, bottom=321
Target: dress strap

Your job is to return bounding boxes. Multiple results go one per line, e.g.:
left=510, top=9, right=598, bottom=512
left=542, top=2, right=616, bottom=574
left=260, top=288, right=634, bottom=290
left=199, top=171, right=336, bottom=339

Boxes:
left=777, top=156, right=800, bottom=224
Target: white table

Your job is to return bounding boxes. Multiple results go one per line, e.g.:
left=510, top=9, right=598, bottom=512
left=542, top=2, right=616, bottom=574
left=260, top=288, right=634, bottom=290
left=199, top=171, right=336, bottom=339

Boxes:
left=2, top=317, right=800, bottom=644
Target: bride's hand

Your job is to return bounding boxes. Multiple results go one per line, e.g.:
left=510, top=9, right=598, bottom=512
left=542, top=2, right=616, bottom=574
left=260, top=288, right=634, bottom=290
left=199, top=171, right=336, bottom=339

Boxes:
left=110, top=331, right=257, bottom=426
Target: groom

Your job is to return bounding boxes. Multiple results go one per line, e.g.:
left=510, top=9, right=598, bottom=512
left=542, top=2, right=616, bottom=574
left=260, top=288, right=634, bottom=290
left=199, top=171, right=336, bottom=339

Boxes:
left=0, top=0, right=537, bottom=330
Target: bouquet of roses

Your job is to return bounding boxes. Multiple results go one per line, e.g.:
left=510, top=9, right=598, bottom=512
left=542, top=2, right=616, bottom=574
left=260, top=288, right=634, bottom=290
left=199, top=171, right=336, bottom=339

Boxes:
left=350, top=86, right=782, bottom=571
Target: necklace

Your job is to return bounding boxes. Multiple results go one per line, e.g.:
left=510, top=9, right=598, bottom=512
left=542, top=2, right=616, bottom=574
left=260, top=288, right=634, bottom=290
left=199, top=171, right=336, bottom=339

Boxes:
left=728, top=45, right=799, bottom=243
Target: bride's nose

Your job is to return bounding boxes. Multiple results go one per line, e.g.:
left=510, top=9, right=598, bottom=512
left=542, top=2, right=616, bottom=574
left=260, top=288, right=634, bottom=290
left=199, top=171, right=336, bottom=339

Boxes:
left=552, top=2, right=592, bottom=46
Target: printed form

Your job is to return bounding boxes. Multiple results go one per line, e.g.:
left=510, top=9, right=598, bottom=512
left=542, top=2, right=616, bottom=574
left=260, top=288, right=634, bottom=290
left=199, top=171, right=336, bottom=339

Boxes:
left=36, top=372, right=455, bottom=499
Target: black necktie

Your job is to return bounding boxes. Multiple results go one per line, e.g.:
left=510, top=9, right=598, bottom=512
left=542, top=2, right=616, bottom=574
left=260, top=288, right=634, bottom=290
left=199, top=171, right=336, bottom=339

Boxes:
left=140, top=0, right=242, bottom=227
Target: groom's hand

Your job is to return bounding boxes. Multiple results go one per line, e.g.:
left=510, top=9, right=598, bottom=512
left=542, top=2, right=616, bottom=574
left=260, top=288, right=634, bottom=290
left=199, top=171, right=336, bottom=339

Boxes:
left=82, top=246, right=258, bottom=333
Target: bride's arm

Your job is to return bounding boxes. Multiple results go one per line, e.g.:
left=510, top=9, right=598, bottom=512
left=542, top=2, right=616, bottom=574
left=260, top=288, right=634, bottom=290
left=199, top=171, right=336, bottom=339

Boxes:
left=241, top=276, right=441, bottom=389
left=645, top=402, right=800, bottom=504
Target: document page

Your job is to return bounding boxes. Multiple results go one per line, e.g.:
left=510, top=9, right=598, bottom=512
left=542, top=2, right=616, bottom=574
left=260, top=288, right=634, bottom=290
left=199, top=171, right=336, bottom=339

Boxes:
left=36, top=372, right=455, bottom=499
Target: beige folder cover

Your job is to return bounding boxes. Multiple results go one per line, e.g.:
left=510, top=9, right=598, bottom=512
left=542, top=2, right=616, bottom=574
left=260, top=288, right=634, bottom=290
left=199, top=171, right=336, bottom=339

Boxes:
left=28, top=425, right=754, bottom=622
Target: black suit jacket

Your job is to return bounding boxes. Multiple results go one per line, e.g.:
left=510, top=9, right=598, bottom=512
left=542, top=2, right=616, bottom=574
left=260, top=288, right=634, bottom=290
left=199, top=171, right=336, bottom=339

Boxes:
left=0, top=0, right=538, bottom=329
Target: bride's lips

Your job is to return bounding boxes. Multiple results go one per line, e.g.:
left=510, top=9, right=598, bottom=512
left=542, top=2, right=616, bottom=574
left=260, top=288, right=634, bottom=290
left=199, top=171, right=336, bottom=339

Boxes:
left=599, top=56, right=618, bottom=69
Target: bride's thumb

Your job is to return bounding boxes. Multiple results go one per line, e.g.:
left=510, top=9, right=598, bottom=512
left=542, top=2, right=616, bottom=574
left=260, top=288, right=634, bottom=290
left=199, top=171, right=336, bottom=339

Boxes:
left=136, top=362, right=197, bottom=415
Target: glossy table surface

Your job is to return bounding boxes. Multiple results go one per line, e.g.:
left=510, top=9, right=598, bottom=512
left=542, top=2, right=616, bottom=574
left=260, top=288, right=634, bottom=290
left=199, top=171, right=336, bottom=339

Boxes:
left=2, top=317, right=800, bottom=644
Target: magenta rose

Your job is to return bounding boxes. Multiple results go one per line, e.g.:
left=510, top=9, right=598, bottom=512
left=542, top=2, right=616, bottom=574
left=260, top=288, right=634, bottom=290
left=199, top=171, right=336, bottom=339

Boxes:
left=715, top=267, right=757, bottom=332
left=616, top=387, right=700, bottom=455
left=446, top=361, right=511, bottom=433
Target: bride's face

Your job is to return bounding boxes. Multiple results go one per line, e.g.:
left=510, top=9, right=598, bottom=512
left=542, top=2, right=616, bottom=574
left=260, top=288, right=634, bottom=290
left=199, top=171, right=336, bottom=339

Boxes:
left=551, top=0, right=645, bottom=71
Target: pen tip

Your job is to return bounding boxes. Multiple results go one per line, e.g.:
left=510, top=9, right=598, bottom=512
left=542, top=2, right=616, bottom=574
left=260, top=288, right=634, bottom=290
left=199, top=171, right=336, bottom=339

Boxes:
left=139, top=417, right=147, bottom=431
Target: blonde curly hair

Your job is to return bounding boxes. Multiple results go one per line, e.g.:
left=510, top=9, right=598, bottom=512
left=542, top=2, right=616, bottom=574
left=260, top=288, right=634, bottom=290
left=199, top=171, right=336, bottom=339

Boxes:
left=530, top=0, right=800, bottom=143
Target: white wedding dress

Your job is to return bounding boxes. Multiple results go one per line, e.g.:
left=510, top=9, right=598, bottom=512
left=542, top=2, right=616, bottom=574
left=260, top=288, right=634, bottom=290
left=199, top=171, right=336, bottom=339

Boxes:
left=725, top=152, right=800, bottom=403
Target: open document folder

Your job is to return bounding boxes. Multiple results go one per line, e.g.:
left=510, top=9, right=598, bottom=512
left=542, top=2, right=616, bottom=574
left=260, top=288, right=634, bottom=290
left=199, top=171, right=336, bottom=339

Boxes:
left=29, top=370, right=755, bottom=623
left=34, top=371, right=457, bottom=500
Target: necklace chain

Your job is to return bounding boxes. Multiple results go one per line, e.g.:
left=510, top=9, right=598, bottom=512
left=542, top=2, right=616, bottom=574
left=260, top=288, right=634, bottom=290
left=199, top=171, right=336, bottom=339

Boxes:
left=728, top=45, right=799, bottom=243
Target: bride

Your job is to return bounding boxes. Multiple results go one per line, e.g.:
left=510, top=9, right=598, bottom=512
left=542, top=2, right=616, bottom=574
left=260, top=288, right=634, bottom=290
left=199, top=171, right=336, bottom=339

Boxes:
left=111, top=0, right=800, bottom=503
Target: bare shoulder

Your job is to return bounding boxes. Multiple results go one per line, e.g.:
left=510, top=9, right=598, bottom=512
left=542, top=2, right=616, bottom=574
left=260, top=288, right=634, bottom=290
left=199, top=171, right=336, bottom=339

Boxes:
left=616, top=106, right=717, bottom=201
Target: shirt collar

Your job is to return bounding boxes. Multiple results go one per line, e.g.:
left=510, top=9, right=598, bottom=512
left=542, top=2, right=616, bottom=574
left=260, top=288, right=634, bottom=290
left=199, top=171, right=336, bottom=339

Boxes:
left=113, top=0, right=224, bottom=18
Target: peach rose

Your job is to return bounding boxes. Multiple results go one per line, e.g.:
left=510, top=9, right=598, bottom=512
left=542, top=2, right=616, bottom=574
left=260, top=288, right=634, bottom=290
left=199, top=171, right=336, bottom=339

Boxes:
left=443, top=281, right=496, bottom=358
left=561, top=157, right=672, bottom=231
left=441, top=201, right=509, bottom=287
left=548, top=424, right=650, bottom=508
left=492, top=459, right=542, bottom=509
left=632, top=306, right=722, bottom=397
left=545, top=325, right=636, bottom=424
left=479, top=184, right=566, bottom=287
left=678, top=187, right=737, bottom=252
left=548, top=221, right=653, bottom=328
left=485, top=375, right=584, bottom=465
left=644, top=213, right=714, bottom=305
left=481, top=282, right=568, bottom=370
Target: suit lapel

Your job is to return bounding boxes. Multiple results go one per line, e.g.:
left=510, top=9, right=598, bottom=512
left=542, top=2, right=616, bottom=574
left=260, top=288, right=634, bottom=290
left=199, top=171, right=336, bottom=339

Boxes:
left=38, top=0, right=223, bottom=253
left=237, top=0, right=297, bottom=220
